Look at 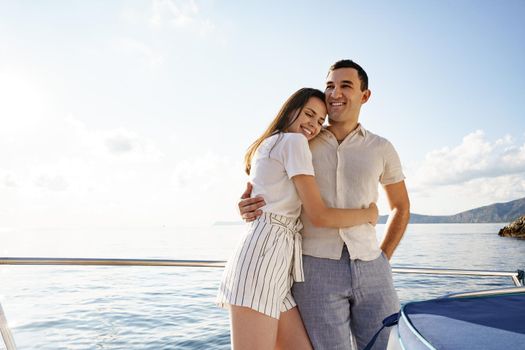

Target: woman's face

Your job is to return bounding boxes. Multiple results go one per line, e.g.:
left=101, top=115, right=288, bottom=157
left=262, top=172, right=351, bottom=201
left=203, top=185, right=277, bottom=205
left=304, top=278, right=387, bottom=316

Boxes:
left=287, top=97, right=327, bottom=140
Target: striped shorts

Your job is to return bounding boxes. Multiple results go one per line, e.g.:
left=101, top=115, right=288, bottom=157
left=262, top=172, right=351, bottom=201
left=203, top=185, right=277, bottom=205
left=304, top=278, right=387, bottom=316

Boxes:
left=216, top=212, right=304, bottom=319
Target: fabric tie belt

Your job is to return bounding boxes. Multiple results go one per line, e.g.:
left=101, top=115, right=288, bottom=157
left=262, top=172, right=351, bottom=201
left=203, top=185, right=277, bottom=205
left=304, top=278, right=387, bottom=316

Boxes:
left=269, top=215, right=305, bottom=283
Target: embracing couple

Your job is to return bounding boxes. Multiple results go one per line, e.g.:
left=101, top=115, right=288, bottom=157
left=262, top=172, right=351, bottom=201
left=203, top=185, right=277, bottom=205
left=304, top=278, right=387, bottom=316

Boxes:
left=217, top=59, right=410, bottom=350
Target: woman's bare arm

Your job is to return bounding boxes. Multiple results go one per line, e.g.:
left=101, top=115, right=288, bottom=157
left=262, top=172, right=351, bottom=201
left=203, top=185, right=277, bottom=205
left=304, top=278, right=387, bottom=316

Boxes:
left=292, top=175, right=377, bottom=228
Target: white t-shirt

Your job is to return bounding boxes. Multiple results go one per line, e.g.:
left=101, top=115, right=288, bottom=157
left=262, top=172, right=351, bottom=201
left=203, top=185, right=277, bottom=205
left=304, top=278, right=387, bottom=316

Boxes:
left=250, top=133, right=315, bottom=219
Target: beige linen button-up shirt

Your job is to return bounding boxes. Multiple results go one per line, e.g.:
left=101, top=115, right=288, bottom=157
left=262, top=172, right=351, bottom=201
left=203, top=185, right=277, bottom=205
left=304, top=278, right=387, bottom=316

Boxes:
left=300, top=124, right=405, bottom=261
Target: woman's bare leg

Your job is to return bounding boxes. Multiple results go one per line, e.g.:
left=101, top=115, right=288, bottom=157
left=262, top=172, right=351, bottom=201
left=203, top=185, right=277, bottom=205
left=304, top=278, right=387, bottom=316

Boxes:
left=275, top=307, right=313, bottom=350
left=230, top=305, right=279, bottom=350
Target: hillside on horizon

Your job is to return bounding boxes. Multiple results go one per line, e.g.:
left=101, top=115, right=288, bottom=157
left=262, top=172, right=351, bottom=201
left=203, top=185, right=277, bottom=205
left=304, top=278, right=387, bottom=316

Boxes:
left=379, top=197, right=525, bottom=224
left=214, top=197, right=525, bottom=226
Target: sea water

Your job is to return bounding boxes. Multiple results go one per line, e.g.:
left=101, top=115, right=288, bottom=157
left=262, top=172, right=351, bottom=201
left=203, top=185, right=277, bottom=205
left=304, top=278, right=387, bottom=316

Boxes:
left=1, top=224, right=524, bottom=349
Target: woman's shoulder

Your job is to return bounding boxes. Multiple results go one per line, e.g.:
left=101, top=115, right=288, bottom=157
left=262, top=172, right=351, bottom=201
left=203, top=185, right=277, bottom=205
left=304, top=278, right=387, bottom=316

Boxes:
left=258, top=133, right=281, bottom=150
left=280, top=133, right=310, bottom=153
left=274, top=132, right=308, bottom=147
left=257, top=132, right=309, bottom=156
left=281, top=132, right=308, bottom=141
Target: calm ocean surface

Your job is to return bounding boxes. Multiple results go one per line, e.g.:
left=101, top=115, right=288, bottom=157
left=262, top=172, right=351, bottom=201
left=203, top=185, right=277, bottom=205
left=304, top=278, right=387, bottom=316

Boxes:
left=1, top=223, right=524, bottom=349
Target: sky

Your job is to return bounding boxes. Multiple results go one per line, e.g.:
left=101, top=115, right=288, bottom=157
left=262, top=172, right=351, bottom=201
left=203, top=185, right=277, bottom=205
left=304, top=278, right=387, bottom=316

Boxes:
left=1, top=0, right=524, bottom=229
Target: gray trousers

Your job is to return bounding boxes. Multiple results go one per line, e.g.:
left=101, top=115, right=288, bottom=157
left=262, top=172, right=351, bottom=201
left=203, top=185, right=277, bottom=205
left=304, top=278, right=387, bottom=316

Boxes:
left=292, top=245, right=399, bottom=350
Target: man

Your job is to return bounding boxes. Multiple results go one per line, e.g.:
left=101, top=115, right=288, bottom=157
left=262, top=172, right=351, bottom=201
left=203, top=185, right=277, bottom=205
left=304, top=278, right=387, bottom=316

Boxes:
left=239, top=59, right=410, bottom=349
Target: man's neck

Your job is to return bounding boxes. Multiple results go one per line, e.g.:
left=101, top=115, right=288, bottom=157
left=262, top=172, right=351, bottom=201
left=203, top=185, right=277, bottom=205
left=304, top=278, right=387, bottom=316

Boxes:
left=326, top=121, right=360, bottom=142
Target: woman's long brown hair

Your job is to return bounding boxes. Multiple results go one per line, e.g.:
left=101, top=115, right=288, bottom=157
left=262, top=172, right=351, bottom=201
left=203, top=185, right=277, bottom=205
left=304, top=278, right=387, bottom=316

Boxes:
left=244, top=88, right=325, bottom=175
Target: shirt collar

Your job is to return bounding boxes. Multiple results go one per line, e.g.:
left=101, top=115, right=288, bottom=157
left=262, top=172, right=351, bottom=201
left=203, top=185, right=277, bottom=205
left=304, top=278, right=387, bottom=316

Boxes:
left=353, top=123, right=367, bottom=137
left=319, top=123, right=367, bottom=143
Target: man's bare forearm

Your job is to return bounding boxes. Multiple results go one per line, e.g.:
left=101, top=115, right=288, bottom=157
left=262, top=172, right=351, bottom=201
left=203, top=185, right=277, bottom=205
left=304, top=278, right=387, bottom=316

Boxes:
left=380, top=207, right=410, bottom=260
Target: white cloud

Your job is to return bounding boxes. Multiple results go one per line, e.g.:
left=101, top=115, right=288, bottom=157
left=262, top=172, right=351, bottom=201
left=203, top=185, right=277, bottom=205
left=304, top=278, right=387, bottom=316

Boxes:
left=411, top=130, right=525, bottom=188
left=149, top=0, right=215, bottom=36
left=407, top=173, right=525, bottom=216
left=114, top=37, right=165, bottom=68
left=100, top=128, right=163, bottom=161
left=1, top=116, right=164, bottom=199
left=151, top=0, right=198, bottom=28
left=170, top=152, right=244, bottom=192
left=105, top=134, right=134, bottom=154
left=115, top=0, right=224, bottom=70
left=0, top=66, right=51, bottom=136
left=0, top=111, right=244, bottom=228
left=164, top=152, right=248, bottom=224
left=34, top=174, right=69, bottom=192
left=407, top=130, right=525, bottom=214
left=18, top=158, right=94, bottom=196
left=2, top=172, right=18, bottom=188
left=65, top=116, right=164, bottom=162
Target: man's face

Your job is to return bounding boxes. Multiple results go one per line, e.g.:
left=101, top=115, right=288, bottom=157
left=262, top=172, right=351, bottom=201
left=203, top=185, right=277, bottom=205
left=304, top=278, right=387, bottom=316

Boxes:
left=325, top=68, right=370, bottom=123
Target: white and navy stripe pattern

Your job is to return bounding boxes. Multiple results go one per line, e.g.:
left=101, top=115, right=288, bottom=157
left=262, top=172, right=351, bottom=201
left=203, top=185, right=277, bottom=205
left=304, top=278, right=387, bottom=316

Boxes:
left=216, top=212, right=304, bottom=319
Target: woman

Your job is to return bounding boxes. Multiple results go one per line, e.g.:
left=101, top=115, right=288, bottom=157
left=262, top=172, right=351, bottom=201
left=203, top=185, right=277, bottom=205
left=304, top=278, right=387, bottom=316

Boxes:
left=217, top=88, right=378, bottom=349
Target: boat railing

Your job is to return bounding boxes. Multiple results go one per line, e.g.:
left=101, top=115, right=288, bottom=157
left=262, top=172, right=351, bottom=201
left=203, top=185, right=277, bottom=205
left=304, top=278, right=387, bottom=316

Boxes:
left=392, top=266, right=524, bottom=287
left=1, top=257, right=524, bottom=350
left=445, top=286, right=525, bottom=298
left=1, top=257, right=523, bottom=286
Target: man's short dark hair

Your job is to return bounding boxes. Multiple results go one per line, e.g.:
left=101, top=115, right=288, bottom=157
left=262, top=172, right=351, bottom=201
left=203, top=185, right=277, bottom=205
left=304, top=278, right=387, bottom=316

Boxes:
left=328, top=59, right=368, bottom=91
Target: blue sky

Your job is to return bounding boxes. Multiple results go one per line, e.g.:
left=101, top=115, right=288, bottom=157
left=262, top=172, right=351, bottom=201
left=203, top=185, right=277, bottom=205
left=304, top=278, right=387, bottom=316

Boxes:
left=1, top=0, right=524, bottom=228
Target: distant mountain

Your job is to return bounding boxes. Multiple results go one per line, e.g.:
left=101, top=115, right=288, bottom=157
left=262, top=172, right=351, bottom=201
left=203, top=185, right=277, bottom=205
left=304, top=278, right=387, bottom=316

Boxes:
left=379, top=197, right=525, bottom=224
left=216, top=197, right=525, bottom=225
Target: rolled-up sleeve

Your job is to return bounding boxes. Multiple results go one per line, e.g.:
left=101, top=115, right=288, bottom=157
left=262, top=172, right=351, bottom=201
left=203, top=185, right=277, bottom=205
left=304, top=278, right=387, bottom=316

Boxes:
left=380, top=140, right=405, bottom=185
